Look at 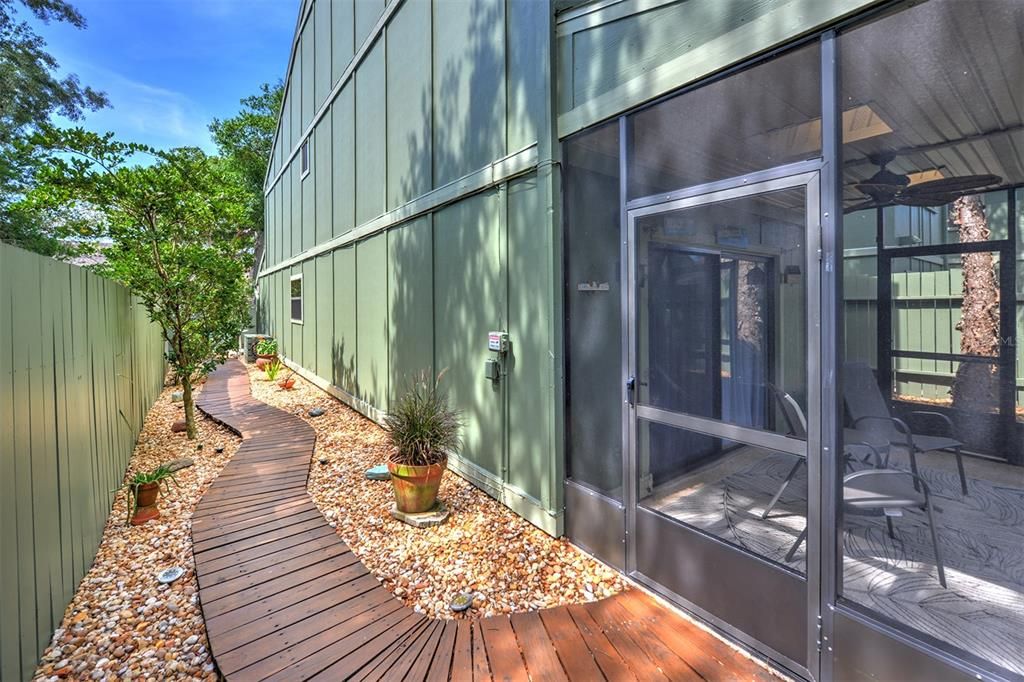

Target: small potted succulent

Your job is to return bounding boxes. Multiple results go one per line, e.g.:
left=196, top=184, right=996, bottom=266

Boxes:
left=278, top=370, right=296, bottom=390
left=116, top=465, right=179, bottom=526
left=255, top=337, right=278, bottom=369
left=384, top=371, right=463, bottom=513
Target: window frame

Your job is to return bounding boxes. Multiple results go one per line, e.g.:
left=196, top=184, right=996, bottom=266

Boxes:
left=300, top=138, right=310, bottom=179
left=289, top=273, right=303, bottom=324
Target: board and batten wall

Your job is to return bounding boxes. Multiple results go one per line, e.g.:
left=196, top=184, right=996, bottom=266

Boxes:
left=0, top=243, right=167, bottom=681
left=257, top=0, right=564, bottom=534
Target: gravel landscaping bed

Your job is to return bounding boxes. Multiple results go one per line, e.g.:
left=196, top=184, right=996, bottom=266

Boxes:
left=33, top=381, right=240, bottom=682
left=246, top=362, right=627, bottom=621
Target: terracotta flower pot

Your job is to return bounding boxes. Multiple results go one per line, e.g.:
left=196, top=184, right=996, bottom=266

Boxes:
left=278, top=378, right=295, bottom=390
left=387, top=455, right=446, bottom=513
left=131, top=482, right=160, bottom=525
left=257, top=352, right=277, bottom=361
left=255, top=357, right=270, bottom=370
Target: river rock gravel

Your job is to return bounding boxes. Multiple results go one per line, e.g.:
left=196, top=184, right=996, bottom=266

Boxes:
left=246, top=362, right=627, bottom=620
left=32, top=380, right=239, bottom=682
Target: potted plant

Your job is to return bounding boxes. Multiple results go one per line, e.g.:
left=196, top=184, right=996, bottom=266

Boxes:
left=278, top=370, right=296, bottom=390
left=384, top=372, right=463, bottom=513
left=264, top=358, right=283, bottom=382
left=116, top=465, right=179, bottom=526
left=254, top=337, right=278, bottom=368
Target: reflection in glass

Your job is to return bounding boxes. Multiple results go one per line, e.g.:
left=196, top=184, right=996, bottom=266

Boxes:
left=840, top=1, right=1024, bottom=675
left=637, top=419, right=807, bottom=576
left=636, top=188, right=807, bottom=435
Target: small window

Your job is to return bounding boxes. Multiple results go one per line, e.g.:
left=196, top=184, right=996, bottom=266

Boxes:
left=290, top=274, right=303, bottom=323
left=300, top=139, right=310, bottom=178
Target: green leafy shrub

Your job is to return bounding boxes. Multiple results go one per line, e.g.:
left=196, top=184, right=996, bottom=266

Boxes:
left=255, top=337, right=277, bottom=356
left=384, top=371, right=463, bottom=467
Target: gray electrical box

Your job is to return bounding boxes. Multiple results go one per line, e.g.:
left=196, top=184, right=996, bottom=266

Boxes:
left=484, top=358, right=500, bottom=381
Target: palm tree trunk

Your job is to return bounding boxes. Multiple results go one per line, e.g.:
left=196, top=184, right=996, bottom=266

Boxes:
left=951, top=195, right=1000, bottom=426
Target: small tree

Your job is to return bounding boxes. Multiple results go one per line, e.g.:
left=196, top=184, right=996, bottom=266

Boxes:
left=31, top=127, right=253, bottom=439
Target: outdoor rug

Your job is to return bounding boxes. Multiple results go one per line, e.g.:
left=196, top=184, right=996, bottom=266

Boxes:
left=653, top=451, right=1024, bottom=676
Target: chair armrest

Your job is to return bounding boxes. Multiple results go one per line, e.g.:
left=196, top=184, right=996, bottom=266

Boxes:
left=909, top=410, right=955, bottom=438
left=851, top=415, right=913, bottom=447
left=844, top=468, right=932, bottom=499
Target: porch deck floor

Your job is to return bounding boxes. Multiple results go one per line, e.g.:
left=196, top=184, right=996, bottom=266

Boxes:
left=193, top=360, right=776, bottom=681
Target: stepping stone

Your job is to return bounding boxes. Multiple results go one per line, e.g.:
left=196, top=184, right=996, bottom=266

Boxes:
left=163, top=458, right=194, bottom=473
left=389, top=501, right=449, bottom=528
left=157, top=567, right=184, bottom=584
left=449, top=592, right=474, bottom=613
left=171, top=391, right=184, bottom=402
left=309, top=407, right=326, bottom=417
left=365, top=465, right=390, bottom=481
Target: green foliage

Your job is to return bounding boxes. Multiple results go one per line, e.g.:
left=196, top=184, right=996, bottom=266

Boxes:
left=209, top=81, right=283, bottom=249
left=30, top=126, right=254, bottom=439
left=0, top=0, right=108, bottom=255
left=115, top=464, right=179, bottom=525
left=264, top=358, right=282, bottom=381
left=255, top=337, right=277, bottom=355
left=384, top=371, right=463, bottom=467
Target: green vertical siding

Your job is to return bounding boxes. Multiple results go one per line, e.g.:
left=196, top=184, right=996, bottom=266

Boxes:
left=332, top=246, right=358, bottom=393
left=354, top=0, right=382, bottom=48
left=432, top=0, right=506, bottom=186
left=355, top=38, right=386, bottom=225
left=388, top=216, right=434, bottom=404
left=314, top=117, right=333, bottom=245
left=314, top=0, right=332, bottom=108
left=356, top=233, right=389, bottom=406
left=433, top=191, right=505, bottom=477
left=259, top=0, right=563, bottom=535
left=301, top=19, right=315, bottom=128
left=331, top=0, right=354, bottom=82
left=507, top=174, right=555, bottom=505
left=331, top=83, right=355, bottom=236
left=385, top=0, right=431, bottom=209
left=0, top=243, right=165, bottom=681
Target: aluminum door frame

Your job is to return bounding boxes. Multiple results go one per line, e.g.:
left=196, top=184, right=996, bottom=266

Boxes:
left=623, top=165, right=823, bottom=678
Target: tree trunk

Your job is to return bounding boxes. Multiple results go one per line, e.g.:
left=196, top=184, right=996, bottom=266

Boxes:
left=950, top=195, right=1000, bottom=437
left=181, top=376, right=197, bottom=440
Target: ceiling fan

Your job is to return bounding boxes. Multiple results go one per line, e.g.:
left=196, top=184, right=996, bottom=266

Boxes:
left=845, top=154, right=1001, bottom=213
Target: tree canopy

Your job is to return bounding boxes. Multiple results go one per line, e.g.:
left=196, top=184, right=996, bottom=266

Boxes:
left=31, top=127, right=254, bottom=438
left=0, top=0, right=108, bottom=256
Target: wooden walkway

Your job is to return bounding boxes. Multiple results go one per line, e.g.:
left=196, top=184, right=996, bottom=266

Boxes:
left=192, top=361, right=777, bottom=681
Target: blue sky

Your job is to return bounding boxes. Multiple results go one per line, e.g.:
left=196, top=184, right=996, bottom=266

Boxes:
left=30, top=0, right=298, bottom=153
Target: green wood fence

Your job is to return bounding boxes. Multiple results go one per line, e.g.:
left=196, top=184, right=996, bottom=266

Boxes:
left=0, top=242, right=166, bottom=681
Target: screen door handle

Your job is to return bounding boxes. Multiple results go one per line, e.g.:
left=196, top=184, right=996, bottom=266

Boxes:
left=626, top=376, right=636, bottom=406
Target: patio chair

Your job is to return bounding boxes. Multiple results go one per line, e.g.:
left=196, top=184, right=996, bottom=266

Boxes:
left=772, top=389, right=947, bottom=588
left=843, top=362, right=968, bottom=496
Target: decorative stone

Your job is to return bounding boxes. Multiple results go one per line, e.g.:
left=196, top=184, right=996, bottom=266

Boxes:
left=308, top=407, right=326, bottom=417
left=214, top=446, right=224, bottom=454
left=365, top=465, right=390, bottom=481
left=162, top=458, right=194, bottom=473
left=170, top=391, right=183, bottom=403
left=449, top=592, right=474, bottom=613
left=389, top=501, right=450, bottom=528
left=318, top=456, right=329, bottom=465
left=170, top=420, right=187, bottom=433
left=156, top=567, right=184, bottom=584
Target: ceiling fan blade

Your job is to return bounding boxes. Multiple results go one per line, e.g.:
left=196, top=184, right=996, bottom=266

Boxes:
left=844, top=199, right=882, bottom=214
left=894, top=193, right=958, bottom=208
left=904, top=174, right=1002, bottom=196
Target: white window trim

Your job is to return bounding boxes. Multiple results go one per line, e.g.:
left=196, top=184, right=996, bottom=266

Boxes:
left=300, top=139, right=310, bottom=179
left=290, top=273, right=303, bottom=324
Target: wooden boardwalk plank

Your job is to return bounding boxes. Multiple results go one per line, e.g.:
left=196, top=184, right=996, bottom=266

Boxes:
left=192, top=361, right=776, bottom=682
